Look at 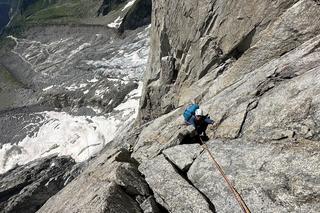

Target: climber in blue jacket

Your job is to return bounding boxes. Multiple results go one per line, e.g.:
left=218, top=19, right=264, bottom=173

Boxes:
left=184, top=104, right=214, bottom=140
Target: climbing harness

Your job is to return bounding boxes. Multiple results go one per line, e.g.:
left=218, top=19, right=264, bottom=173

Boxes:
left=199, top=137, right=251, bottom=213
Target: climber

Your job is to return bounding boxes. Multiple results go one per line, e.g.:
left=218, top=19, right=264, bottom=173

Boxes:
left=183, top=104, right=214, bottom=141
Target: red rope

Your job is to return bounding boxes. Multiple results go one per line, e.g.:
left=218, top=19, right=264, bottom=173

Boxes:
left=199, top=137, right=251, bottom=213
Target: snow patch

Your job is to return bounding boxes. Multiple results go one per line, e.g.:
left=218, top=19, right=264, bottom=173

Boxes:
left=7, top=35, right=18, bottom=44
left=114, top=82, right=142, bottom=117
left=0, top=112, right=116, bottom=173
left=66, top=83, right=87, bottom=91
left=43, top=85, right=54, bottom=91
left=95, top=88, right=110, bottom=98
left=87, top=106, right=103, bottom=114
left=108, top=16, right=123, bottom=28
left=68, top=43, right=91, bottom=58
left=87, top=78, right=99, bottom=83
left=122, top=0, right=136, bottom=11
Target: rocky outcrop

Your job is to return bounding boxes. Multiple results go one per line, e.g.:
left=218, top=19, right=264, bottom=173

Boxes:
left=187, top=140, right=320, bottom=212
left=0, top=155, right=76, bottom=213
left=162, top=143, right=203, bottom=172
left=38, top=148, right=163, bottom=213
left=139, top=154, right=214, bottom=213
left=132, top=108, right=196, bottom=162
left=98, top=0, right=127, bottom=16
left=119, top=0, right=152, bottom=33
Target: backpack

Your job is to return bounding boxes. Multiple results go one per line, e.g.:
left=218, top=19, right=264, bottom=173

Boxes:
left=183, top=104, right=199, bottom=121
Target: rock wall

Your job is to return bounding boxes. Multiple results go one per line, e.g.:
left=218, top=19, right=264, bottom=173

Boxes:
left=139, top=0, right=320, bottom=125
left=133, top=0, right=320, bottom=212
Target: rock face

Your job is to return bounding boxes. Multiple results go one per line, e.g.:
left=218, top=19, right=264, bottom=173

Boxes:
left=187, top=140, right=320, bottom=213
left=139, top=0, right=320, bottom=124
left=132, top=0, right=320, bottom=212
left=139, top=154, right=214, bottom=213
left=119, top=0, right=152, bottom=32
left=0, top=155, right=76, bottom=213
left=2, top=0, right=320, bottom=212
left=162, top=143, right=203, bottom=171
left=38, top=148, right=161, bottom=213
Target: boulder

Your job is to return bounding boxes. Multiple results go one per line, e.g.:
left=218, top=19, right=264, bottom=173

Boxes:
left=133, top=109, right=195, bottom=163
left=139, top=154, right=214, bottom=213
left=163, top=144, right=203, bottom=171
left=38, top=149, right=150, bottom=213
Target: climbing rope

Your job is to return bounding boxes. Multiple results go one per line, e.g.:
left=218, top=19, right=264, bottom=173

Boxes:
left=199, top=137, right=251, bottom=213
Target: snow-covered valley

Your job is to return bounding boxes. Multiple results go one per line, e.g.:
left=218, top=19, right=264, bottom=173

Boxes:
left=0, top=25, right=150, bottom=174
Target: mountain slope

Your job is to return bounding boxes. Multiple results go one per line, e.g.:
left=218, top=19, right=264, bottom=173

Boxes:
left=0, top=0, right=152, bottom=212
left=1, top=0, right=151, bottom=35
left=1, top=0, right=319, bottom=212
left=34, top=0, right=320, bottom=212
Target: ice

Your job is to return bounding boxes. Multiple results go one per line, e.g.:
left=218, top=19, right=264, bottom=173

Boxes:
left=87, top=106, right=103, bottom=114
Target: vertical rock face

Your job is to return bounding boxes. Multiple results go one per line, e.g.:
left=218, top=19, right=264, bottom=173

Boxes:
left=131, top=0, right=320, bottom=212
left=139, top=0, right=320, bottom=124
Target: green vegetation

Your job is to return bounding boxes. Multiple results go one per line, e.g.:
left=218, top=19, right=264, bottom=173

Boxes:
left=4, top=0, right=100, bottom=36
left=23, top=0, right=83, bottom=23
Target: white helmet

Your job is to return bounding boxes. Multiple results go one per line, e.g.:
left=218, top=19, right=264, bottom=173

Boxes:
left=195, top=109, right=203, bottom=116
